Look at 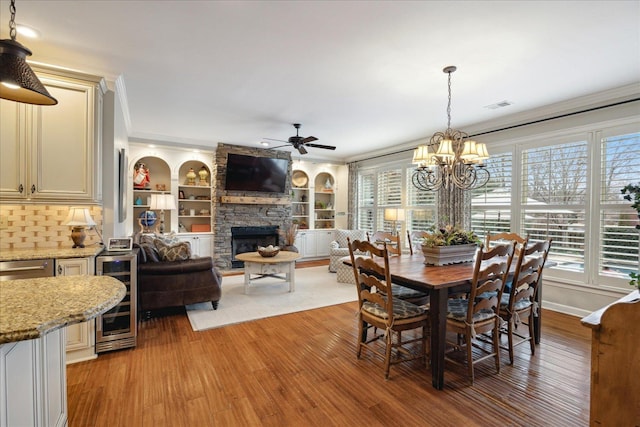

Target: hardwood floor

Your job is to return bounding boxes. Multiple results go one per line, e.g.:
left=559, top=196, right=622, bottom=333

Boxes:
left=67, top=264, right=591, bottom=426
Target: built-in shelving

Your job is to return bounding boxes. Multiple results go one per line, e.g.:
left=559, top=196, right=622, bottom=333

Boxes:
left=291, top=170, right=310, bottom=229
left=314, top=172, right=335, bottom=229
left=177, top=161, right=212, bottom=233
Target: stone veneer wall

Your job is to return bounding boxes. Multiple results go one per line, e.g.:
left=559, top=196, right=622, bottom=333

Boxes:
left=0, top=205, right=103, bottom=250
left=213, top=143, right=292, bottom=270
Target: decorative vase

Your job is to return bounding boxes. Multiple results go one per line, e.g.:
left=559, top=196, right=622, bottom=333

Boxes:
left=186, top=168, right=197, bottom=185
left=282, top=245, right=299, bottom=253
left=421, top=243, right=478, bottom=266
left=198, top=166, right=209, bottom=186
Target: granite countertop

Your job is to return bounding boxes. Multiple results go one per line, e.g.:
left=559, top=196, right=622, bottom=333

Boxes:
left=0, top=275, right=126, bottom=344
left=0, top=246, right=104, bottom=262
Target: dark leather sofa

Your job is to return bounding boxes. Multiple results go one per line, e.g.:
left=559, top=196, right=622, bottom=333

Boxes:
left=137, top=250, right=222, bottom=317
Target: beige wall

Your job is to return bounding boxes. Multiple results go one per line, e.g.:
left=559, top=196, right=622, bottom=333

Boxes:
left=0, top=205, right=102, bottom=250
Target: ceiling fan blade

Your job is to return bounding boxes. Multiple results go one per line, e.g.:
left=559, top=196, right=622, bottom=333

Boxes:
left=304, top=143, right=336, bottom=151
left=300, top=136, right=318, bottom=144
left=263, top=138, right=288, bottom=143
left=298, top=145, right=308, bottom=155
left=271, top=144, right=291, bottom=150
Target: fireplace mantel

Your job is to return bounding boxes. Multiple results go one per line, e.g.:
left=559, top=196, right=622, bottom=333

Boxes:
left=220, top=196, right=291, bottom=205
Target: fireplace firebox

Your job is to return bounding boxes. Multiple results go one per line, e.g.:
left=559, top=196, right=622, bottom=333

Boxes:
left=231, top=226, right=280, bottom=268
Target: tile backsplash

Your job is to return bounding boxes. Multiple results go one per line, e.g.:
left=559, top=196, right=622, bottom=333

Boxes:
left=0, top=205, right=103, bottom=250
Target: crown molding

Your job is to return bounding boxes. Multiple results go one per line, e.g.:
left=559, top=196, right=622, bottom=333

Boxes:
left=114, top=75, right=132, bottom=134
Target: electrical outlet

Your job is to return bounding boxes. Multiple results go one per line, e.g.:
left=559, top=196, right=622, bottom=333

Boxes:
left=0, top=215, right=8, bottom=230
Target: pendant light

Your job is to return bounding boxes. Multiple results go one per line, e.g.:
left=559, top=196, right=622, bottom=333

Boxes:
left=0, top=0, right=57, bottom=105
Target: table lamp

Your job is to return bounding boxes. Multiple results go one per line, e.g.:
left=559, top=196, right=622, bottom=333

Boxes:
left=384, top=208, right=405, bottom=236
left=63, top=207, right=102, bottom=248
left=149, top=193, right=176, bottom=234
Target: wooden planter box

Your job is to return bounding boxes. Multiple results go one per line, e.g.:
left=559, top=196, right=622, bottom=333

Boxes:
left=421, top=243, right=478, bottom=266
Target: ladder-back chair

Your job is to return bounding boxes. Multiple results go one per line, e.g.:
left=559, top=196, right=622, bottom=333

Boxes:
left=347, top=238, right=429, bottom=379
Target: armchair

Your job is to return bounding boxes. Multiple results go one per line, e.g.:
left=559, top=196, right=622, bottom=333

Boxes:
left=329, top=229, right=367, bottom=272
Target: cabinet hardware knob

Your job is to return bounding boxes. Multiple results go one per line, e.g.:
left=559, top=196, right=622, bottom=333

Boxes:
left=18, top=184, right=24, bottom=193
left=58, top=265, right=63, bottom=274
left=31, top=184, right=36, bottom=193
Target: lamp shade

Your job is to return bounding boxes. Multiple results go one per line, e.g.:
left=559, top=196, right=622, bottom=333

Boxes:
left=149, top=193, right=176, bottom=211
left=384, top=208, right=405, bottom=222
left=63, top=207, right=96, bottom=226
left=0, top=39, right=57, bottom=105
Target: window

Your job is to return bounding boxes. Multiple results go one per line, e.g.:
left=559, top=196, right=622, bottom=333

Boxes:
left=598, top=130, right=640, bottom=280
left=356, top=163, right=436, bottom=243
left=521, top=141, right=588, bottom=273
left=471, top=152, right=513, bottom=241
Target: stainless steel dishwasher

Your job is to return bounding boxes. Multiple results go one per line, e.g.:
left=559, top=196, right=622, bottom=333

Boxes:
left=0, top=259, right=55, bottom=281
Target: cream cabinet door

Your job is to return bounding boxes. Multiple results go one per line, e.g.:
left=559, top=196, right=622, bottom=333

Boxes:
left=56, top=257, right=97, bottom=364
left=0, top=99, right=28, bottom=198
left=32, top=78, right=97, bottom=200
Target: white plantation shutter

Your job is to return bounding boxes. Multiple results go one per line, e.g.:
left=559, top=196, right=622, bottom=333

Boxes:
left=357, top=173, right=375, bottom=234
left=598, top=131, right=640, bottom=278
left=471, top=152, right=513, bottom=241
left=376, top=168, right=402, bottom=232
left=521, top=141, right=588, bottom=272
left=406, top=165, right=436, bottom=239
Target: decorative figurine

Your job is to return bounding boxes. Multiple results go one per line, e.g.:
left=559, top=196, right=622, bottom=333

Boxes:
left=133, top=163, right=151, bottom=189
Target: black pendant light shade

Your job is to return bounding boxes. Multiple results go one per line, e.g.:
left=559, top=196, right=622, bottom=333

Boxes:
left=0, top=38, right=57, bottom=105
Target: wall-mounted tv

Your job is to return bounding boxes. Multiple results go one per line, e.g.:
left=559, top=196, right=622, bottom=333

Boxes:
left=225, top=153, right=289, bottom=193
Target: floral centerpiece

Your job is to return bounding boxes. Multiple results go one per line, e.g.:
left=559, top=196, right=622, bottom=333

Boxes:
left=421, top=225, right=481, bottom=266
left=621, top=183, right=640, bottom=290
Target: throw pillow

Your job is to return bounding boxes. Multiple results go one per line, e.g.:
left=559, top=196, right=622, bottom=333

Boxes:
left=154, top=238, right=191, bottom=262
left=140, top=243, right=161, bottom=263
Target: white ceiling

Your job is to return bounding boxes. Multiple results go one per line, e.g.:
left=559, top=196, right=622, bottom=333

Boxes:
left=2, top=0, right=639, bottom=162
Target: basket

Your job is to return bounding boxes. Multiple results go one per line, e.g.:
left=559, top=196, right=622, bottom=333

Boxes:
left=258, top=246, right=280, bottom=257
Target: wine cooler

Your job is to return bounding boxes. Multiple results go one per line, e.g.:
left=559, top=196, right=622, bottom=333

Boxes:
left=95, top=249, right=138, bottom=353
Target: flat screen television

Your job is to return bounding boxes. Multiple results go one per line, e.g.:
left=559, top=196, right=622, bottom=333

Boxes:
left=225, top=153, right=288, bottom=193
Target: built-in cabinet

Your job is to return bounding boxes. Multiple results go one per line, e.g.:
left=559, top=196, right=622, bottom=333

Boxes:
left=0, top=328, right=67, bottom=427
left=290, top=163, right=347, bottom=259
left=129, top=144, right=214, bottom=257
left=295, top=229, right=334, bottom=259
left=56, top=257, right=97, bottom=364
left=0, top=68, right=104, bottom=202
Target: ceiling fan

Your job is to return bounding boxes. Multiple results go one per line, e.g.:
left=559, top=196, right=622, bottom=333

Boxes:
left=264, top=123, right=336, bottom=155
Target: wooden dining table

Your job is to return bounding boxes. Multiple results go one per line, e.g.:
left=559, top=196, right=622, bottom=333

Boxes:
left=344, top=253, right=546, bottom=390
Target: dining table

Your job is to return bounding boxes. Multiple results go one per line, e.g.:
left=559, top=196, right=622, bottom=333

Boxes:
left=344, top=253, right=547, bottom=390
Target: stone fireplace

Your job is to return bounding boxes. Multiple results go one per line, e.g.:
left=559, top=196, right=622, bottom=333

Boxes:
left=212, top=143, right=293, bottom=270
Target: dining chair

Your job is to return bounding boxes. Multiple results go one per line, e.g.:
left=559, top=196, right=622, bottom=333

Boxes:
left=498, top=238, right=552, bottom=364
left=407, top=230, right=429, bottom=255
left=445, top=242, right=516, bottom=384
left=367, top=231, right=428, bottom=304
left=367, top=231, right=402, bottom=256
left=347, top=238, right=429, bottom=380
left=485, top=231, right=527, bottom=255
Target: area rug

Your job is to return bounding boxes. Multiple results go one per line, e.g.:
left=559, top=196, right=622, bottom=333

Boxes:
left=185, top=266, right=356, bottom=331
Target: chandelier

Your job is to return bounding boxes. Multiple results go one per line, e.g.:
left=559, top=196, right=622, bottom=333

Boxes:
left=412, top=66, right=489, bottom=192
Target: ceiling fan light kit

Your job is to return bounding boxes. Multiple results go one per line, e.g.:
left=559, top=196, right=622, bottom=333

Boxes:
left=0, top=0, right=57, bottom=105
left=412, top=66, right=490, bottom=192
left=264, top=123, right=336, bottom=155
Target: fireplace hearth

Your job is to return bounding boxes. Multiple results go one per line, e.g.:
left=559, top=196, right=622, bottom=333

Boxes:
left=231, top=226, right=279, bottom=268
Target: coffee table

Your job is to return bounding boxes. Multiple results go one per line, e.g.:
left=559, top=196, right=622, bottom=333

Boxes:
left=235, top=251, right=301, bottom=294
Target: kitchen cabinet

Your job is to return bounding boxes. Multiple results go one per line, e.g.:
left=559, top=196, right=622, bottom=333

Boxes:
left=0, top=68, right=104, bottom=202
left=56, top=257, right=97, bottom=364
left=0, top=328, right=67, bottom=427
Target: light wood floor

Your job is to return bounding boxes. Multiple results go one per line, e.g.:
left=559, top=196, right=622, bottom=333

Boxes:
left=67, top=262, right=592, bottom=426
